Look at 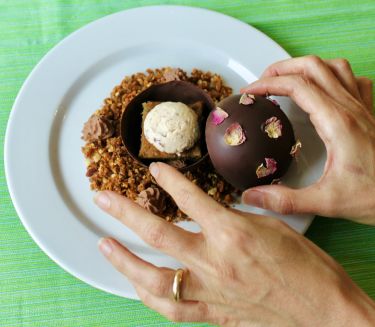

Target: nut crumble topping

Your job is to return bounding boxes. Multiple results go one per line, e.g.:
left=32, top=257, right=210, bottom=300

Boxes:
left=81, top=67, right=234, bottom=222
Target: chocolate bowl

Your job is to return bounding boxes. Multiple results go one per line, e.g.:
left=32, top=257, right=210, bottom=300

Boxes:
left=120, top=81, right=215, bottom=171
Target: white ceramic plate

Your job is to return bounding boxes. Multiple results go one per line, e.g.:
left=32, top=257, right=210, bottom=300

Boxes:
left=5, top=6, right=325, bottom=299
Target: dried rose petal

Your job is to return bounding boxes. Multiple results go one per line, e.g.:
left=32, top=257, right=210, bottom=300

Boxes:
left=224, top=123, right=246, bottom=146
left=290, top=140, right=302, bottom=157
left=263, top=116, right=282, bottom=139
left=239, top=93, right=256, bottom=105
left=163, top=68, right=181, bottom=82
left=265, top=158, right=277, bottom=172
left=271, top=178, right=281, bottom=185
left=212, top=106, right=229, bottom=125
left=256, top=158, right=277, bottom=178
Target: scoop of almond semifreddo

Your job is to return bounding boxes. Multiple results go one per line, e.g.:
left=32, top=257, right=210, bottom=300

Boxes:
left=143, top=102, right=200, bottom=155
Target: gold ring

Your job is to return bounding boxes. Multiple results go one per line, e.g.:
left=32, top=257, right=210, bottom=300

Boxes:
left=172, top=268, right=185, bottom=302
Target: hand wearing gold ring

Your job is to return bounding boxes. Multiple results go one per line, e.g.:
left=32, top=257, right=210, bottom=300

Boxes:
left=95, top=56, right=375, bottom=326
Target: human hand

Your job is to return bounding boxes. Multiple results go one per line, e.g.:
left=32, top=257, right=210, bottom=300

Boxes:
left=95, top=162, right=375, bottom=326
left=241, top=56, right=375, bottom=225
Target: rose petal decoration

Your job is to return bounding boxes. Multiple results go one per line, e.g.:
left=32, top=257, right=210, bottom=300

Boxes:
left=263, top=116, right=282, bottom=139
left=163, top=68, right=181, bottom=82
left=239, top=93, right=256, bottom=105
left=290, top=140, right=302, bottom=157
left=212, top=106, right=229, bottom=125
left=256, top=158, right=277, bottom=178
left=224, top=123, right=246, bottom=146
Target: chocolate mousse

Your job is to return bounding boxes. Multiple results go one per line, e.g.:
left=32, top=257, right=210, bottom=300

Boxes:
left=135, top=187, right=166, bottom=214
left=82, top=115, right=114, bottom=143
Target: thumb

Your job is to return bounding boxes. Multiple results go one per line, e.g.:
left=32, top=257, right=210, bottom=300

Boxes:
left=242, top=184, right=322, bottom=215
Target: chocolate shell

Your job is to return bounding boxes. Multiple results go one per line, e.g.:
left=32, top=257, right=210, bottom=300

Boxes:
left=121, top=81, right=215, bottom=171
left=205, top=95, right=295, bottom=190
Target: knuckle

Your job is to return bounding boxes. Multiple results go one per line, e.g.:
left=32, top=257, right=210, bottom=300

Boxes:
left=216, top=220, right=254, bottom=248
left=299, top=74, right=312, bottom=86
left=150, top=276, right=169, bottom=297
left=216, top=226, right=237, bottom=246
left=335, top=58, right=351, bottom=71
left=112, top=257, right=126, bottom=274
left=175, top=188, right=192, bottom=211
left=207, top=253, right=238, bottom=282
left=118, top=204, right=128, bottom=220
left=305, top=55, right=323, bottom=68
left=290, top=75, right=311, bottom=94
left=110, top=195, right=128, bottom=220
left=216, top=316, right=230, bottom=326
left=196, top=302, right=210, bottom=319
left=264, top=64, right=278, bottom=76
left=165, top=307, right=183, bottom=322
left=229, top=229, right=250, bottom=248
left=217, top=264, right=237, bottom=282
left=275, top=194, right=295, bottom=215
left=167, top=302, right=209, bottom=322
left=144, top=223, right=167, bottom=249
left=114, top=254, right=130, bottom=274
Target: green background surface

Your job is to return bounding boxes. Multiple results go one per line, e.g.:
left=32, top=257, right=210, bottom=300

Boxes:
left=1, top=1, right=374, bottom=326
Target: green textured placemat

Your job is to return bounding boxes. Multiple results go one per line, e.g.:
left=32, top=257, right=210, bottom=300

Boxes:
left=1, top=1, right=374, bottom=326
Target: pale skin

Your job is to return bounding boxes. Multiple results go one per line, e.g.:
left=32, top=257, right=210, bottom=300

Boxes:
left=242, top=56, right=375, bottom=225
left=94, top=56, right=375, bottom=326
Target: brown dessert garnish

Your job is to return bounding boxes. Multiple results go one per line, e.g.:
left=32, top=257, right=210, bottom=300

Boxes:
left=135, top=187, right=166, bottom=214
left=82, top=115, right=114, bottom=142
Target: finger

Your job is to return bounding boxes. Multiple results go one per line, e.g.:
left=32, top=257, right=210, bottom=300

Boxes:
left=94, top=191, right=201, bottom=263
left=242, top=183, right=328, bottom=215
left=241, top=75, right=337, bottom=143
left=98, top=238, right=206, bottom=300
left=324, top=58, right=361, bottom=100
left=357, top=77, right=373, bottom=112
left=149, top=162, right=229, bottom=229
left=134, top=284, right=219, bottom=324
left=259, top=55, right=354, bottom=105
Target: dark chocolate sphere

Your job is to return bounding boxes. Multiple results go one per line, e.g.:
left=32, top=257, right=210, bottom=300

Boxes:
left=205, top=94, right=295, bottom=190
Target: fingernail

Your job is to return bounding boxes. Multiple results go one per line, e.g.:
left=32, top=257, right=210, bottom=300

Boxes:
left=240, top=82, right=256, bottom=93
left=242, top=189, right=265, bottom=208
left=240, top=87, right=251, bottom=93
left=94, top=192, right=111, bottom=210
left=149, top=162, right=159, bottom=178
left=98, top=238, right=113, bottom=256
